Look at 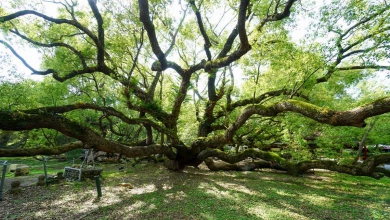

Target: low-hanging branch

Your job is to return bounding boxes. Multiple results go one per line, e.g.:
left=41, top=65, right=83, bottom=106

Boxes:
left=20, top=103, right=176, bottom=139
left=2, top=96, right=389, bottom=152
left=197, top=148, right=390, bottom=178
left=224, top=97, right=390, bottom=141
left=0, top=141, right=84, bottom=157
left=0, top=110, right=176, bottom=159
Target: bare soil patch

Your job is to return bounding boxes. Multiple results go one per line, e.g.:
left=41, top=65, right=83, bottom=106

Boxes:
left=1, top=174, right=54, bottom=192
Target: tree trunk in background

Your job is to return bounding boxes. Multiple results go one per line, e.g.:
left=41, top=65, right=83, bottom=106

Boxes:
left=354, top=119, right=377, bottom=164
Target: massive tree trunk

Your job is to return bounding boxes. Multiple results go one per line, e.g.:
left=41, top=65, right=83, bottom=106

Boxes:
left=1, top=97, right=390, bottom=179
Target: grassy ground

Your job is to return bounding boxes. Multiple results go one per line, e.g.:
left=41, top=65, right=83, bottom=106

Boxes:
left=1, top=156, right=69, bottom=178
left=0, top=157, right=389, bottom=220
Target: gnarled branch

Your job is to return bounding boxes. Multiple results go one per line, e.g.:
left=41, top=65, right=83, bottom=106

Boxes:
left=138, top=0, right=167, bottom=70
left=224, top=97, right=390, bottom=141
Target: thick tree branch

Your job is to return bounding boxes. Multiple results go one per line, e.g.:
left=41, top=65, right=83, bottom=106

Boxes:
left=294, top=153, right=390, bottom=178
left=0, top=8, right=117, bottom=81
left=21, top=103, right=174, bottom=138
left=198, top=148, right=286, bottom=164
left=189, top=0, right=212, bottom=61
left=342, top=26, right=390, bottom=53
left=229, top=89, right=288, bottom=111
left=138, top=0, right=167, bottom=70
left=0, top=141, right=84, bottom=157
left=317, top=62, right=390, bottom=83
left=88, top=0, right=105, bottom=67
left=213, top=89, right=287, bottom=123
left=224, top=97, right=390, bottom=141
left=257, top=0, right=298, bottom=31
left=171, top=73, right=192, bottom=122
left=204, top=158, right=279, bottom=171
left=198, top=148, right=390, bottom=178
left=335, top=65, right=390, bottom=71
left=123, top=87, right=171, bottom=125
left=217, top=28, right=239, bottom=59
left=237, top=0, right=250, bottom=50
left=0, top=110, right=176, bottom=159
left=151, top=61, right=184, bottom=75
left=217, top=0, right=252, bottom=59
left=200, top=0, right=297, bottom=71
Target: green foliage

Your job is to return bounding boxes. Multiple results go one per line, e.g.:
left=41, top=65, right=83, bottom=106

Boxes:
left=0, top=0, right=389, bottom=166
left=141, top=100, right=162, bottom=113
left=0, top=80, right=38, bottom=110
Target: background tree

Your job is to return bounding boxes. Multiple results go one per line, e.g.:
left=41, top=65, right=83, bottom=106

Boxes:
left=1, top=0, right=390, bottom=178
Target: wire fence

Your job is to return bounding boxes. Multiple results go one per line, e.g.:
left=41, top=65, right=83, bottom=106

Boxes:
left=0, top=154, right=104, bottom=199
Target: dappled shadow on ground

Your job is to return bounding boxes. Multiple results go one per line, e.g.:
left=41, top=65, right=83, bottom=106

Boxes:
left=0, top=163, right=389, bottom=220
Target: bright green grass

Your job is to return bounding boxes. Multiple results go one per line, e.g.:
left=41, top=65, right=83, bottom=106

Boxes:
left=1, top=156, right=73, bottom=177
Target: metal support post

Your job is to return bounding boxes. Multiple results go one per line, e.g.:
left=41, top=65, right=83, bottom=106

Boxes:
left=43, top=157, right=49, bottom=186
left=95, top=176, right=102, bottom=197
left=0, top=161, right=8, bottom=201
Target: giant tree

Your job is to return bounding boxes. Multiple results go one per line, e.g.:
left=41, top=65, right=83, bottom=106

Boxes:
left=1, top=0, right=390, bottom=178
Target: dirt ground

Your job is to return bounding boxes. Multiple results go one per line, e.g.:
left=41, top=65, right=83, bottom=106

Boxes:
left=1, top=163, right=389, bottom=220
left=1, top=174, right=50, bottom=193
left=0, top=163, right=198, bottom=220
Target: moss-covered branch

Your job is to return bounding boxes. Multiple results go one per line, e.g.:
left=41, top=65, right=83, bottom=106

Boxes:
left=0, top=110, right=176, bottom=159
left=197, top=148, right=390, bottom=179
left=223, top=97, right=390, bottom=141
left=197, top=148, right=287, bottom=165
left=21, top=103, right=175, bottom=138
left=0, top=141, right=84, bottom=157
left=204, top=158, right=277, bottom=171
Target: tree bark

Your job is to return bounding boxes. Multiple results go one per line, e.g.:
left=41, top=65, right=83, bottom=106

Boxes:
left=198, top=148, right=390, bottom=179
left=204, top=158, right=285, bottom=171
left=354, top=119, right=377, bottom=164
left=0, top=141, right=84, bottom=156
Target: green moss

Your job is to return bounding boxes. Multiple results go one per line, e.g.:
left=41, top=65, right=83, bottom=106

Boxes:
left=288, top=100, right=322, bottom=111
left=141, top=100, right=162, bottom=112
left=287, top=99, right=332, bottom=117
